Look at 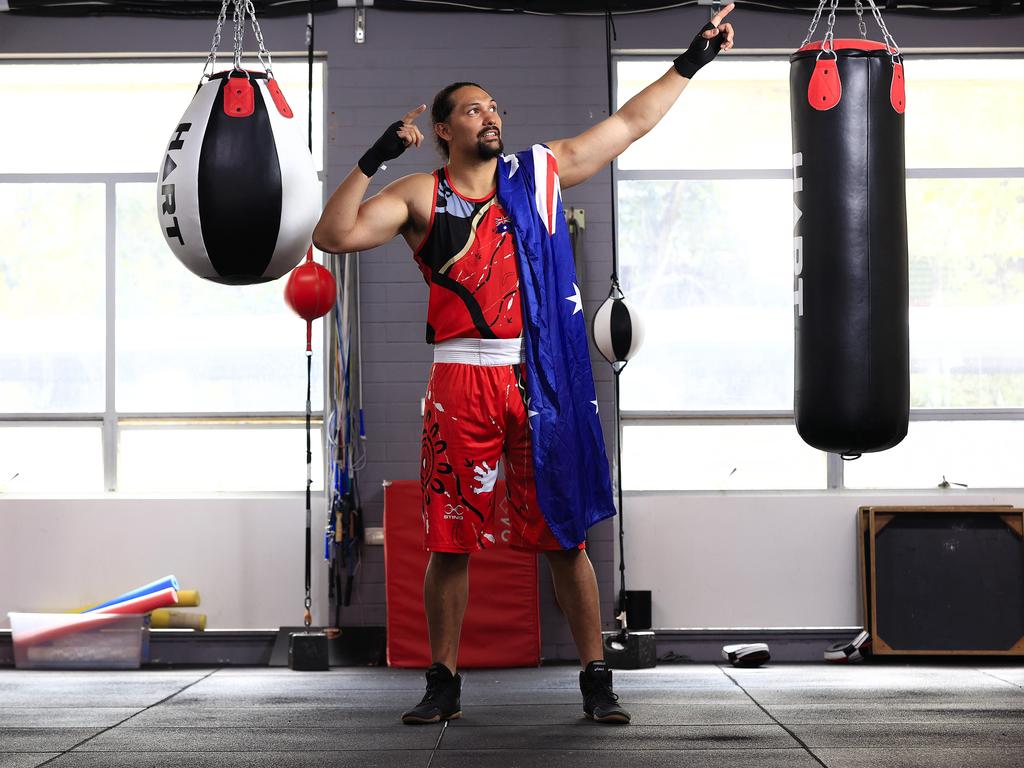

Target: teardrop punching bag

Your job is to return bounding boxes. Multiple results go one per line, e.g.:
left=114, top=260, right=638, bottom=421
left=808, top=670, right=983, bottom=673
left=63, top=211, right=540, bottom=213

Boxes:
left=157, top=3, right=320, bottom=285
left=790, top=34, right=910, bottom=458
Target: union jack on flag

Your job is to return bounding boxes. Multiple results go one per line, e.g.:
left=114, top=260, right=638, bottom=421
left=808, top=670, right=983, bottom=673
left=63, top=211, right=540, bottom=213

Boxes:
left=532, top=144, right=560, bottom=237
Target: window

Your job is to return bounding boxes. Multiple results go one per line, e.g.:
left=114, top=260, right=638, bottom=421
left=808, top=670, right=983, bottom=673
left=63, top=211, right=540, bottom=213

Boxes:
left=616, top=54, right=1024, bottom=491
left=0, top=59, right=326, bottom=493
left=1, top=183, right=107, bottom=414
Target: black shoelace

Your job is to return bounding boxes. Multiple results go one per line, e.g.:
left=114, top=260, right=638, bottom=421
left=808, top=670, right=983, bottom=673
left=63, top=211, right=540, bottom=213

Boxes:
left=420, top=674, right=448, bottom=704
left=587, top=683, right=620, bottom=704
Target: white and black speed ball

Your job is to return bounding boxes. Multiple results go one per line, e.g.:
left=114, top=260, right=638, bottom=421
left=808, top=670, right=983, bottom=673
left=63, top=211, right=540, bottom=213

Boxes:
left=592, top=289, right=645, bottom=372
left=157, top=72, right=320, bottom=285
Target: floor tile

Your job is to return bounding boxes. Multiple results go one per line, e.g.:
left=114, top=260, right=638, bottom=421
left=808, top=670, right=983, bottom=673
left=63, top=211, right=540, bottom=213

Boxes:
left=0, top=756, right=62, bottom=768
left=125, top=706, right=402, bottom=728
left=75, top=725, right=440, bottom=752
left=448, top=702, right=774, bottom=727
left=792, top=722, right=1024, bottom=749
left=0, top=710, right=139, bottom=728
left=0, top=729, right=99, bottom=753
left=44, top=751, right=432, bottom=768
left=767, top=701, right=1024, bottom=725
left=815, top=748, right=1024, bottom=768
left=438, top=723, right=796, bottom=751
left=432, top=748, right=825, bottom=768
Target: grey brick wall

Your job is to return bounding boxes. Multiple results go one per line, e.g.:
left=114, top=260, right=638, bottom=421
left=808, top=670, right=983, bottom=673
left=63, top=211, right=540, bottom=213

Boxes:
left=316, top=9, right=621, bottom=660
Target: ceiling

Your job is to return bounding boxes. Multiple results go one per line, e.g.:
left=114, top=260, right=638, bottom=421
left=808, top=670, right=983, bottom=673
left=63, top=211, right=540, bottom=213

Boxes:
left=3, top=0, right=1021, bottom=17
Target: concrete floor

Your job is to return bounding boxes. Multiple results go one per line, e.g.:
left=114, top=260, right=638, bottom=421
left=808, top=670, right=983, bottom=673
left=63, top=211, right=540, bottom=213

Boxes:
left=1, top=663, right=1023, bottom=767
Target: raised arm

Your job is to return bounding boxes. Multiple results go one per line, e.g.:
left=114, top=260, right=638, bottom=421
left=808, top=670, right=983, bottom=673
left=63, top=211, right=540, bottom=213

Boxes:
left=313, top=105, right=429, bottom=254
left=313, top=170, right=423, bottom=254
left=548, top=4, right=736, bottom=189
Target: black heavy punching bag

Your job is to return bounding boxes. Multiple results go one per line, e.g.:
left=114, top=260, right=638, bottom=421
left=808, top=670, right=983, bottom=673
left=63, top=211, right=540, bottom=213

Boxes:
left=790, top=8, right=909, bottom=459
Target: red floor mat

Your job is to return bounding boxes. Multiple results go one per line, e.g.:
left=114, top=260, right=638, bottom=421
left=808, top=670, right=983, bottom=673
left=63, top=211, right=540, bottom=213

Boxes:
left=384, top=480, right=540, bottom=668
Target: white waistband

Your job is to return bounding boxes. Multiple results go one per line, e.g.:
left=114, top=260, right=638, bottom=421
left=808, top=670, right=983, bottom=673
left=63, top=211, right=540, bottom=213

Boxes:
left=433, top=337, right=525, bottom=366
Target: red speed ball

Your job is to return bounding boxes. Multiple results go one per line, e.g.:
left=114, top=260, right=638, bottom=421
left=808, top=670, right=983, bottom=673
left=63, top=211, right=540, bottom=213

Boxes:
left=284, top=260, right=336, bottom=321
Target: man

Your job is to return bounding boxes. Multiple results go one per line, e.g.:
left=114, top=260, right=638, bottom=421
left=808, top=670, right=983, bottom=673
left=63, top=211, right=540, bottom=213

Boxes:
left=313, top=5, right=736, bottom=725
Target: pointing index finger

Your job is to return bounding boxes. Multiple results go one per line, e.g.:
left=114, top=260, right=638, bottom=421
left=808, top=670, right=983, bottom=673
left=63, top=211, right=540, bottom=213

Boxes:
left=402, top=104, right=427, bottom=124
left=710, top=2, right=735, bottom=27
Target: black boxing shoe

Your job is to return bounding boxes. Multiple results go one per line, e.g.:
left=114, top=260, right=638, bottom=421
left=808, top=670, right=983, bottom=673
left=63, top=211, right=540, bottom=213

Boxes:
left=580, top=660, right=631, bottom=724
left=401, top=662, right=463, bottom=724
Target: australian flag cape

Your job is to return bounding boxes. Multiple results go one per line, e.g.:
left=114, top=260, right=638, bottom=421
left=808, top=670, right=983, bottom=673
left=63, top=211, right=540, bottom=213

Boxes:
left=495, top=144, right=616, bottom=548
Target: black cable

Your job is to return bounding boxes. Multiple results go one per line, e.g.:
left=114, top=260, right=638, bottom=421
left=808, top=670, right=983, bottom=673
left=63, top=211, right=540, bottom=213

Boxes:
left=304, top=348, right=313, bottom=626
left=604, top=8, right=618, bottom=285
left=306, top=1, right=314, bottom=153
left=304, top=0, right=316, bottom=629
left=604, top=7, right=628, bottom=639
left=613, top=369, right=627, bottom=634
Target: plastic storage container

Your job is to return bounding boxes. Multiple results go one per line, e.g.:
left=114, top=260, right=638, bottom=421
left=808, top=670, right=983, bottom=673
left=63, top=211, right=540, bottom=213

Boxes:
left=8, top=612, right=144, bottom=670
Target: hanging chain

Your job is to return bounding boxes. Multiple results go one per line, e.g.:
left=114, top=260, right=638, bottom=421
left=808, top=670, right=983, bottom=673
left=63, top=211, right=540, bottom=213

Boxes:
left=865, top=0, right=902, bottom=62
left=855, top=0, right=868, bottom=38
left=201, top=0, right=231, bottom=82
left=202, top=1, right=274, bottom=80
left=801, top=1, right=902, bottom=68
left=245, top=0, right=276, bottom=79
left=800, top=0, right=828, bottom=48
left=821, top=0, right=841, bottom=56
left=232, top=0, right=246, bottom=73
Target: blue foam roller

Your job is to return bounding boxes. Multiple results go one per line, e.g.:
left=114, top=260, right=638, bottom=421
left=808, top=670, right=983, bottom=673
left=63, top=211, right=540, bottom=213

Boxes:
left=83, top=575, right=180, bottom=613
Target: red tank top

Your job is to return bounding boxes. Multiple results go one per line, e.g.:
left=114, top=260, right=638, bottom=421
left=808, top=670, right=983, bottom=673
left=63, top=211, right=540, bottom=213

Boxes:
left=413, top=167, right=523, bottom=344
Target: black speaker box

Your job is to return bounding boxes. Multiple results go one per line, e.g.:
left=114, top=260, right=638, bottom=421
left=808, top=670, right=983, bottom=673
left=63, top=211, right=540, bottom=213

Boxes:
left=859, top=505, right=1024, bottom=656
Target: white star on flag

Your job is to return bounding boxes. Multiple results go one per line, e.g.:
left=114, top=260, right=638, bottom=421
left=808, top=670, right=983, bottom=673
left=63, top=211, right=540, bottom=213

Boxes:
left=591, top=400, right=599, bottom=414
left=504, top=153, right=520, bottom=178
left=565, top=282, right=583, bottom=315
left=526, top=397, right=539, bottom=420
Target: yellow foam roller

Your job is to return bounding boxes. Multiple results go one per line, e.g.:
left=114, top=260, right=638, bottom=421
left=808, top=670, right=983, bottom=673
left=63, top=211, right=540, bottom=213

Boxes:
left=150, top=609, right=206, bottom=631
left=176, top=590, right=201, bottom=607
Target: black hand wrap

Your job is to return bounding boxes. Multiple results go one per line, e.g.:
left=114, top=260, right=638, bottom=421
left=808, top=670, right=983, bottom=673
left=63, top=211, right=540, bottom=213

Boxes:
left=358, top=120, right=407, bottom=177
left=673, top=22, right=724, bottom=79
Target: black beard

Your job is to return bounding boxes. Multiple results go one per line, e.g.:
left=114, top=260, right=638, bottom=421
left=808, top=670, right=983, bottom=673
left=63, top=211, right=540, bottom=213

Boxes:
left=476, top=137, right=504, bottom=160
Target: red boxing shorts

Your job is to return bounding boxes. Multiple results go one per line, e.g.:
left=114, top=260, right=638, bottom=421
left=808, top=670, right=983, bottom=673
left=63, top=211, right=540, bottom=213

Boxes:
left=419, top=338, right=580, bottom=553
